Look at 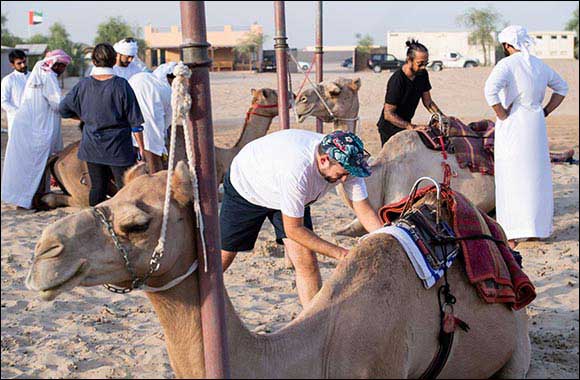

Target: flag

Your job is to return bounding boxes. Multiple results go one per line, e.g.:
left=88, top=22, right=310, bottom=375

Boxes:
left=28, top=11, right=43, bottom=25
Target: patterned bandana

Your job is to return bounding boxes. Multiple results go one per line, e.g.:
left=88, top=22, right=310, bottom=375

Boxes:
left=320, top=131, right=371, bottom=177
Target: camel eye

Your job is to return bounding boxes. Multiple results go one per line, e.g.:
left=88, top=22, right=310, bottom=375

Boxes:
left=121, top=221, right=150, bottom=234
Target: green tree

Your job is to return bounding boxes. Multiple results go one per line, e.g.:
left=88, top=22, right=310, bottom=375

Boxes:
left=355, top=33, right=374, bottom=54
left=46, top=22, right=72, bottom=52
left=1, top=14, right=24, bottom=47
left=94, top=16, right=148, bottom=59
left=457, top=6, right=504, bottom=66
left=565, top=5, right=579, bottom=59
left=234, top=31, right=266, bottom=70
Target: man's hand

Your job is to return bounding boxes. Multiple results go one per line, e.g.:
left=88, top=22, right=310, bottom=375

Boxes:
left=333, top=247, right=349, bottom=260
left=138, top=148, right=146, bottom=162
left=412, top=124, right=430, bottom=132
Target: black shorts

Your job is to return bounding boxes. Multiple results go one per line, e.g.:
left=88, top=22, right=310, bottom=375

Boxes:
left=220, top=171, right=313, bottom=252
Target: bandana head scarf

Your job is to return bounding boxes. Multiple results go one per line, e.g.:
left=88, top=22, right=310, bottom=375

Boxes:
left=41, top=49, right=72, bottom=72
left=320, top=131, right=371, bottom=178
left=498, top=25, right=535, bottom=64
left=153, top=62, right=177, bottom=82
left=114, top=38, right=139, bottom=57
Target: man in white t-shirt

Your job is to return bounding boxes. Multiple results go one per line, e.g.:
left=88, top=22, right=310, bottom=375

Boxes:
left=220, top=129, right=383, bottom=306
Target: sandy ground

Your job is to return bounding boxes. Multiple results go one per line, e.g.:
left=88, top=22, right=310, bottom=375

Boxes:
left=1, top=61, right=578, bottom=378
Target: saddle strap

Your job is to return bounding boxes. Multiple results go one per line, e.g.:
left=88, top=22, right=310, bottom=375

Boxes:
left=419, top=331, right=454, bottom=379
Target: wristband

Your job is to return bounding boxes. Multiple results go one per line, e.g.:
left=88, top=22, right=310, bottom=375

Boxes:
left=132, top=126, right=144, bottom=133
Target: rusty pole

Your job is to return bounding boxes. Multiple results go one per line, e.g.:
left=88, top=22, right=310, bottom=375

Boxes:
left=315, top=0, right=324, bottom=133
left=274, top=1, right=290, bottom=129
left=179, top=2, right=230, bottom=378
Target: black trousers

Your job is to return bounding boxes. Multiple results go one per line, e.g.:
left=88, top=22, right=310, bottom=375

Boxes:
left=86, top=162, right=132, bottom=206
left=378, top=125, right=405, bottom=146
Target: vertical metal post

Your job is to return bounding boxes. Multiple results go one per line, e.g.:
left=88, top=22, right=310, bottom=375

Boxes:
left=315, top=0, right=324, bottom=133
left=179, top=2, right=230, bottom=378
left=274, top=1, right=290, bottom=130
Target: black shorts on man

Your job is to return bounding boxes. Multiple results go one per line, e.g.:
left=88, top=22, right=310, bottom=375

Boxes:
left=220, top=171, right=313, bottom=252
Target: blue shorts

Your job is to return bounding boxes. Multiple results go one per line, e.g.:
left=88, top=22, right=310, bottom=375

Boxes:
left=220, top=171, right=313, bottom=252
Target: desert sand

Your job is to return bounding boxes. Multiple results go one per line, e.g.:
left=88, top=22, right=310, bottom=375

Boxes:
left=1, top=60, right=578, bottom=378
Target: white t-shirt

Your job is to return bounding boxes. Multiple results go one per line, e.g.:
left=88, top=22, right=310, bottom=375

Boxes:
left=230, top=129, right=368, bottom=218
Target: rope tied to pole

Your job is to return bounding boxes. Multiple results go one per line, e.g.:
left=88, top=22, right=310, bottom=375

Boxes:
left=157, top=62, right=209, bottom=273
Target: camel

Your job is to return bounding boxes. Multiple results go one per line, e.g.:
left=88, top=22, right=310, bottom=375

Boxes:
left=40, top=87, right=281, bottom=209
left=295, top=77, right=361, bottom=133
left=295, top=78, right=495, bottom=237
left=26, top=160, right=531, bottom=378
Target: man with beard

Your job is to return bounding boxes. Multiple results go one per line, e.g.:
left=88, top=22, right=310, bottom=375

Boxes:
left=1, top=49, right=71, bottom=209
left=219, top=129, right=382, bottom=307
left=376, top=39, right=446, bottom=146
left=89, top=37, right=148, bottom=80
left=484, top=25, right=568, bottom=250
left=1, top=49, right=29, bottom=137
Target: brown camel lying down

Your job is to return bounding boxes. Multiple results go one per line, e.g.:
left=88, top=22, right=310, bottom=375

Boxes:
left=26, top=160, right=531, bottom=378
left=40, top=88, right=281, bottom=209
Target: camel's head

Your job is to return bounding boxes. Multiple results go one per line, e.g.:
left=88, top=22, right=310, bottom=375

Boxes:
left=295, top=77, right=361, bottom=123
left=249, top=88, right=283, bottom=118
left=26, top=161, right=198, bottom=301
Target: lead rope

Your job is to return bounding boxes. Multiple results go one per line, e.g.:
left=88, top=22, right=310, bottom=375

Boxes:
left=160, top=62, right=209, bottom=273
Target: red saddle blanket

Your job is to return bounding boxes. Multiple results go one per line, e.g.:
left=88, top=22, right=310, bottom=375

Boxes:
left=378, top=185, right=536, bottom=310
left=418, top=117, right=495, bottom=176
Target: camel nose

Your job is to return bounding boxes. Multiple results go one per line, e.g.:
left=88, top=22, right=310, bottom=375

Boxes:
left=35, top=237, right=64, bottom=259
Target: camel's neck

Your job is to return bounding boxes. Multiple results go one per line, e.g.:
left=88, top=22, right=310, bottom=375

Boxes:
left=231, top=110, right=274, bottom=151
left=333, top=118, right=357, bottom=133
left=146, top=269, right=328, bottom=378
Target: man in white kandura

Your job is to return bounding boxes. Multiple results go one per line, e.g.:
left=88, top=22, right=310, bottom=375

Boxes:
left=90, top=37, right=148, bottom=80
left=484, top=25, right=568, bottom=249
left=128, top=62, right=175, bottom=173
left=1, top=49, right=29, bottom=137
left=1, top=49, right=71, bottom=209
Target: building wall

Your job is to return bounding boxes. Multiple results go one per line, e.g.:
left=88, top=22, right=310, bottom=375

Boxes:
left=1, top=50, right=13, bottom=80
left=387, top=31, right=488, bottom=63
left=528, top=31, right=576, bottom=59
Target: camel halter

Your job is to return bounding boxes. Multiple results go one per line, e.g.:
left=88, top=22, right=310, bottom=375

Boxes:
left=98, top=62, right=207, bottom=294
left=288, top=53, right=360, bottom=131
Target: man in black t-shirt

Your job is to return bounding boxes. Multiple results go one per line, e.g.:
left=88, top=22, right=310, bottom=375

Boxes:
left=376, top=40, right=446, bottom=146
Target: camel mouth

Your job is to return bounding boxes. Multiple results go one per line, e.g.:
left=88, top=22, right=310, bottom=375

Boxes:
left=297, top=106, right=315, bottom=123
left=34, top=262, right=89, bottom=301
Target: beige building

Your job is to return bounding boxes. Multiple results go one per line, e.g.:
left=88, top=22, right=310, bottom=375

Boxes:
left=386, top=30, right=577, bottom=65
left=144, top=23, right=264, bottom=71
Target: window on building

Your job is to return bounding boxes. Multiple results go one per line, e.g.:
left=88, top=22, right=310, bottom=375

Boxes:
left=151, top=49, right=158, bottom=67
left=561, top=35, right=568, bottom=39
left=536, top=35, right=543, bottom=39
left=551, top=35, right=557, bottom=39
left=160, top=49, right=166, bottom=64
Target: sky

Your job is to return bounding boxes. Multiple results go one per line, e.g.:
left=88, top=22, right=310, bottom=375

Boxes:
left=2, top=1, right=578, bottom=49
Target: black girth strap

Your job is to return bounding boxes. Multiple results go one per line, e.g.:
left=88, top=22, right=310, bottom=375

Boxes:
left=419, top=330, right=455, bottom=379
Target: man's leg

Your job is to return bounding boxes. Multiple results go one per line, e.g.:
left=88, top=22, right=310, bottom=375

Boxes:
left=282, top=238, right=322, bottom=307
left=221, top=250, right=238, bottom=272
left=143, top=150, right=164, bottom=174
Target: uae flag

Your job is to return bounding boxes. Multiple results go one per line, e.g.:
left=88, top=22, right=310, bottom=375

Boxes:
left=28, top=11, right=43, bottom=25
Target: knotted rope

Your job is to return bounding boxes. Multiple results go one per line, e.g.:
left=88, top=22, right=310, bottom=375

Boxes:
left=156, top=62, right=209, bottom=273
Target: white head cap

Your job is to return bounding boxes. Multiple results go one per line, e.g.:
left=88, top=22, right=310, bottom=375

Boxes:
left=498, top=25, right=535, bottom=62
left=153, top=62, right=177, bottom=82
left=114, top=38, right=139, bottom=57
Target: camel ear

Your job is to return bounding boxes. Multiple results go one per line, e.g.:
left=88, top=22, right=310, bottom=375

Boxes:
left=348, top=78, right=361, bottom=92
left=171, top=160, right=193, bottom=207
left=250, top=88, right=257, bottom=96
left=326, top=82, right=342, bottom=97
left=123, top=162, right=149, bottom=185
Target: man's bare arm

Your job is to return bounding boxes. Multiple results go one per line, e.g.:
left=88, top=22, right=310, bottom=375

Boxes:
left=421, top=91, right=445, bottom=116
left=383, top=103, right=415, bottom=130
left=282, top=214, right=349, bottom=260
left=543, top=93, right=565, bottom=117
left=352, top=198, right=383, bottom=232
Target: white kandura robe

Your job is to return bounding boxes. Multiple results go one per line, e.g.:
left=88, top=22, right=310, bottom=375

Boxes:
left=1, top=70, right=29, bottom=137
left=1, top=66, right=63, bottom=209
left=128, top=72, right=172, bottom=156
left=484, top=53, right=568, bottom=240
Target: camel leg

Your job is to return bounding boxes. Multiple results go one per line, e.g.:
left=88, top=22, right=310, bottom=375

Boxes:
left=493, top=310, right=532, bottom=378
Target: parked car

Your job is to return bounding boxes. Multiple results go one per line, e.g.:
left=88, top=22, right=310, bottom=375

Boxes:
left=341, top=57, right=353, bottom=68
left=367, top=53, right=404, bottom=73
left=429, top=52, right=480, bottom=72
left=297, top=61, right=310, bottom=71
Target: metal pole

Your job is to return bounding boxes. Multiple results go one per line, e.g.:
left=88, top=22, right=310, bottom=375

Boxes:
left=315, top=0, right=324, bottom=133
left=274, top=1, right=290, bottom=130
left=179, top=2, right=230, bottom=378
